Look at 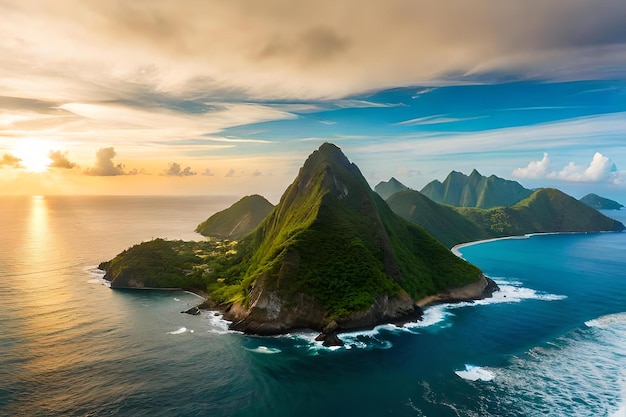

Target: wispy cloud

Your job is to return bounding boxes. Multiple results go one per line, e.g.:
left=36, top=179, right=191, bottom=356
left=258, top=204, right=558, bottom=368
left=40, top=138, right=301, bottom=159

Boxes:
left=358, top=112, right=626, bottom=157
left=394, top=115, right=487, bottom=126
left=2, top=1, right=625, bottom=103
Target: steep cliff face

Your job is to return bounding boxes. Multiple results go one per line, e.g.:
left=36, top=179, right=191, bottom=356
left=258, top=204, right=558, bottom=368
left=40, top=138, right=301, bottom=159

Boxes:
left=225, top=143, right=484, bottom=334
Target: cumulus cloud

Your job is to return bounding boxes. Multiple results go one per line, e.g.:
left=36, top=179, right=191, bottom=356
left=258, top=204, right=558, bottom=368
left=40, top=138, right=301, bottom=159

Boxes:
left=1, top=152, right=21, bottom=168
left=48, top=150, right=77, bottom=169
left=513, top=152, right=619, bottom=183
left=84, top=147, right=126, bottom=176
left=225, top=168, right=235, bottom=178
left=164, top=162, right=196, bottom=177
left=512, top=153, right=551, bottom=179
left=201, top=168, right=214, bottom=176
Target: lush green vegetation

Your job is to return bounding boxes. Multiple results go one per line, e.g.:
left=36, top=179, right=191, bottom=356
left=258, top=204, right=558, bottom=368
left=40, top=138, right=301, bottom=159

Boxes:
left=102, top=143, right=483, bottom=323
left=229, top=143, right=481, bottom=318
left=459, top=188, right=625, bottom=236
left=420, top=169, right=533, bottom=208
left=580, top=193, right=624, bottom=210
left=387, top=189, right=491, bottom=248
left=100, top=238, right=241, bottom=292
left=195, top=194, right=274, bottom=239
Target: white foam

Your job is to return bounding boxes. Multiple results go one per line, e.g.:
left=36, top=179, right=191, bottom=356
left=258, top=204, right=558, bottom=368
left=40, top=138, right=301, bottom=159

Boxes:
left=174, top=298, right=181, bottom=302
left=489, top=312, right=626, bottom=416
left=85, top=266, right=111, bottom=287
left=245, top=346, right=281, bottom=354
left=206, top=311, right=234, bottom=335
left=167, top=327, right=187, bottom=335
left=470, top=282, right=567, bottom=305
left=585, top=312, right=626, bottom=329
left=455, top=364, right=495, bottom=382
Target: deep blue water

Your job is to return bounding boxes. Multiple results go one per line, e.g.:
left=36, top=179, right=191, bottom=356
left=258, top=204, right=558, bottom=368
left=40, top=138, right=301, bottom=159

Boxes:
left=1, top=196, right=625, bottom=416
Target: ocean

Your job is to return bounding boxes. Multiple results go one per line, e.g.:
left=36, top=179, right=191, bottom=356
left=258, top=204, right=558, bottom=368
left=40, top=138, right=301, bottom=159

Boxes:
left=1, top=195, right=625, bottom=416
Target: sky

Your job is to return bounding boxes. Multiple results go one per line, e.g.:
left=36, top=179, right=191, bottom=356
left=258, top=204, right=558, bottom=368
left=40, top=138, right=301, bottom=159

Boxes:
left=1, top=0, right=626, bottom=203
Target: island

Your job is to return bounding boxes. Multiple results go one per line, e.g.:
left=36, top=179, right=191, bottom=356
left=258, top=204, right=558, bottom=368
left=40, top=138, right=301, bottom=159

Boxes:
left=579, top=193, right=624, bottom=211
left=100, top=143, right=497, bottom=345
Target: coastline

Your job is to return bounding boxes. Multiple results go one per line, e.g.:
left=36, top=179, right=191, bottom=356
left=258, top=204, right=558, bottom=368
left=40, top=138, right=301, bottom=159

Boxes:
left=451, top=230, right=622, bottom=258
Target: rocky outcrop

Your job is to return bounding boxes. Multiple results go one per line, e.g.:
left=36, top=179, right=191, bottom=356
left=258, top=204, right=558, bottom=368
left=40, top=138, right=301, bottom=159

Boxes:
left=416, top=275, right=498, bottom=308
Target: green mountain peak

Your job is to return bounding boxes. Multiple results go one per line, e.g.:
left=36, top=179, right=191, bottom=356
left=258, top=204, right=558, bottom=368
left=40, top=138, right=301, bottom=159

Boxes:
left=226, top=143, right=485, bottom=334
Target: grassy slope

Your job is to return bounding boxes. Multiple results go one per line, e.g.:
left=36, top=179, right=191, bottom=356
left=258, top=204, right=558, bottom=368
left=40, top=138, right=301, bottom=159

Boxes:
left=386, top=189, right=491, bottom=248
left=458, top=188, right=625, bottom=236
left=195, top=194, right=274, bottom=239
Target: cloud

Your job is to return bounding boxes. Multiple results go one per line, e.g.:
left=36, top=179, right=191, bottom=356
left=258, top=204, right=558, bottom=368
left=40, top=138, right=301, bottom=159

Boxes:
left=201, top=168, right=214, bottom=176
left=84, top=147, right=126, bottom=176
left=48, top=150, right=77, bottom=169
left=2, top=0, right=626, bottom=104
left=252, top=169, right=263, bottom=176
left=1, top=152, right=21, bottom=167
left=512, top=153, right=551, bottom=179
left=513, top=152, right=619, bottom=183
left=225, top=168, right=235, bottom=178
left=164, top=162, right=196, bottom=177
left=394, top=115, right=487, bottom=126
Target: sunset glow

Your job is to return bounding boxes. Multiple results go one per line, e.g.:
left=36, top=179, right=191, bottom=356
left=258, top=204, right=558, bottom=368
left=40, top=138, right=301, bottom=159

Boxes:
left=12, top=139, right=52, bottom=173
left=0, top=1, right=625, bottom=200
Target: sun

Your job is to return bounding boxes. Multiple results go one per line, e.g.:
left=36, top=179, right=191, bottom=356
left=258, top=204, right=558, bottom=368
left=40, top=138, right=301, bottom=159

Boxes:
left=12, top=139, right=53, bottom=173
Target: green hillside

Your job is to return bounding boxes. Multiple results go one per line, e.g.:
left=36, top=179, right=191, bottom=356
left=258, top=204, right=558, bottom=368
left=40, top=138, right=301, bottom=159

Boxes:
left=580, top=193, right=624, bottom=210
left=195, top=194, right=274, bottom=239
left=386, top=189, right=491, bottom=248
left=458, top=188, right=625, bottom=237
left=421, top=169, right=533, bottom=208
left=374, top=177, right=410, bottom=200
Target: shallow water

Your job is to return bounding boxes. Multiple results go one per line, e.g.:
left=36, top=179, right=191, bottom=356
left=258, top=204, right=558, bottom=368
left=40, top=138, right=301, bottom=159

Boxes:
left=1, top=196, right=624, bottom=416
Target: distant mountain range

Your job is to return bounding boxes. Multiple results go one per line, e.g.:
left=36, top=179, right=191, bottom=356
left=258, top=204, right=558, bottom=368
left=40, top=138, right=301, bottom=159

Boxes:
left=420, top=169, right=534, bottom=208
left=378, top=176, right=624, bottom=248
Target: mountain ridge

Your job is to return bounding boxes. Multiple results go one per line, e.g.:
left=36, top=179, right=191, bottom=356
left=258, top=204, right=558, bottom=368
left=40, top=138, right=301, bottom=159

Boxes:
left=420, top=169, right=534, bottom=208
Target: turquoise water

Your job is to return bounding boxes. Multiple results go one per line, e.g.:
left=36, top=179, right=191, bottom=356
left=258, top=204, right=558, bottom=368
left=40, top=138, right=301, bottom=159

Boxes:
left=1, top=196, right=625, bottom=416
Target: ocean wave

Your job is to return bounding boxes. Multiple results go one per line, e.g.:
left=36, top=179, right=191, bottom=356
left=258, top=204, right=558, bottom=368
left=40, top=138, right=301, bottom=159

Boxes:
left=455, top=364, right=495, bottom=382
left=206, top=311, right=235, bottom=335
left=85, top=266, right=110, bottom=287
left=244, top=346, right=282, bottom=354
left=486, top=313, right=626, bottom=416
left=585, top=312, right=626, bottom=329
left=167, top=327, right=187, bottom=335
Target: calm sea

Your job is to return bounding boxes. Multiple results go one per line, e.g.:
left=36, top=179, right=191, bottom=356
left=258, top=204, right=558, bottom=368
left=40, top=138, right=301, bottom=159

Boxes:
left=1, top=196, right=625, bottom=416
